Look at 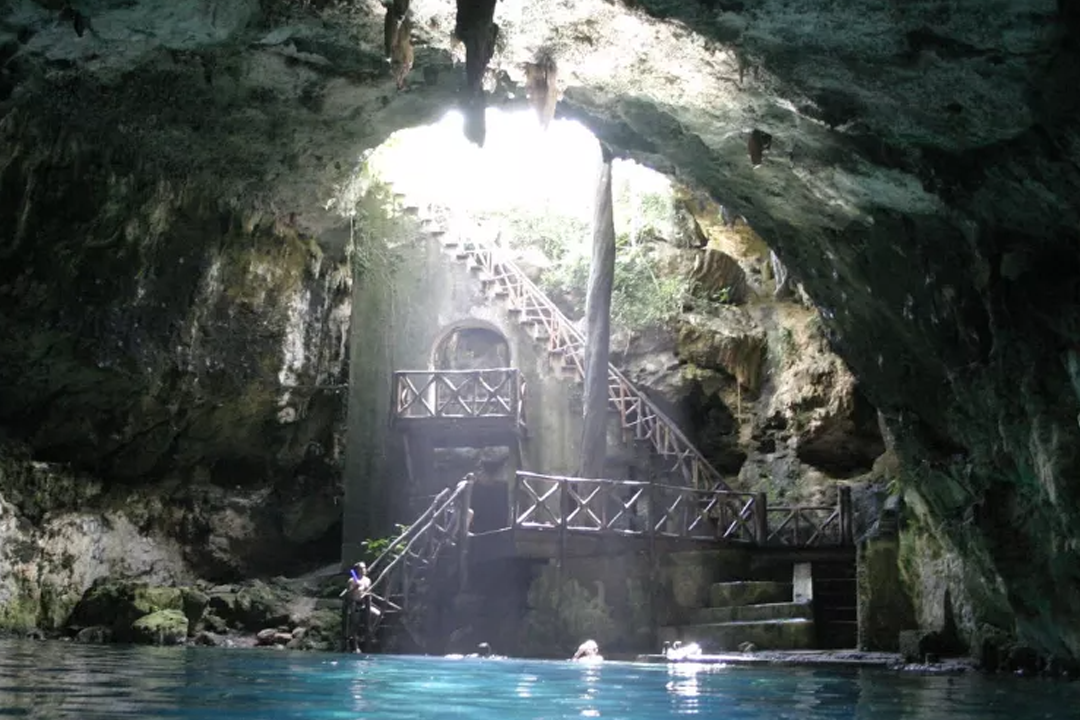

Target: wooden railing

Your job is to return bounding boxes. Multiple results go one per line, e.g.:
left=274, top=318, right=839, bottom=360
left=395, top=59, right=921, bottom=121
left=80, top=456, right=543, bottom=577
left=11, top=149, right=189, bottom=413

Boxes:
left=392, top=368, right=523, bottom=426
left=357, top=477, right=475, bottom=651
left=457, top=245, right=730, bottom=492
left=509, top=471, right=853, bottom=547
left=766, top=487, right=854, bottom=546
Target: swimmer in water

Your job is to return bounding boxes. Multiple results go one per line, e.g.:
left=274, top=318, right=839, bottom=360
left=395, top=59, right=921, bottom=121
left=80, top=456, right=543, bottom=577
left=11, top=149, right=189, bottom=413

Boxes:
left=572, top=639, right=603, bottom=662
left=445, top=642, right=502, bottom=659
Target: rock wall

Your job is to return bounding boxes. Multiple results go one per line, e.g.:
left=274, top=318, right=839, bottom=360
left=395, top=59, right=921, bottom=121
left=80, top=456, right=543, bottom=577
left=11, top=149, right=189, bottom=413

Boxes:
left=0, top=450, right=192, bottom=631
left=0, top=105, right=354, bottom=597
left=611, top=211, right=884, bottom=509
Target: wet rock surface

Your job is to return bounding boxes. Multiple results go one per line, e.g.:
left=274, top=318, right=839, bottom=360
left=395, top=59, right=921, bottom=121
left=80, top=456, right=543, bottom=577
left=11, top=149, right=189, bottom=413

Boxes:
left=61, top=575, right=344, bottom=650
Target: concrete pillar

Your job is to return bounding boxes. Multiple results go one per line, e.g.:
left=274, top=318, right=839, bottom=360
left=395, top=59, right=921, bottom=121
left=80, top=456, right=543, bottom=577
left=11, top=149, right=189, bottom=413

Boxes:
left=793, top=562, right=814, bottom=603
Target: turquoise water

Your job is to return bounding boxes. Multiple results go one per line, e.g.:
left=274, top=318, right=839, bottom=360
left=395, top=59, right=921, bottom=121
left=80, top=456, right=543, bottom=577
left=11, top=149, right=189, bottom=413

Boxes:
left=0, top=640, right=1076, bottom=719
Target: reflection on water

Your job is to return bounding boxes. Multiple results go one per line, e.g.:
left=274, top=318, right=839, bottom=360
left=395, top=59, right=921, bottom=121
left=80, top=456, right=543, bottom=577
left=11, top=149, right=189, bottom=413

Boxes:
left=0, top=639, right=1077, bottom=719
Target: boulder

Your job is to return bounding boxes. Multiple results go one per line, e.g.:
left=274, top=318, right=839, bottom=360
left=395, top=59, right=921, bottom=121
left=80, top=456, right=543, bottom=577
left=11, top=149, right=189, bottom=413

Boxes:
left=898, top=629, right=964, bottom=664
left=181, top=588, right=210, bottom=633
left=67, top=580, right=184, bottom=642
left=255, top=628, right=279, bottom=646
left=193, top=630, right=224, bottom=647
left=209, top=580, right=291, bottom=630
left=74, top=625, right=112, bottom=644
left=131, top=610, right=188, bottom=646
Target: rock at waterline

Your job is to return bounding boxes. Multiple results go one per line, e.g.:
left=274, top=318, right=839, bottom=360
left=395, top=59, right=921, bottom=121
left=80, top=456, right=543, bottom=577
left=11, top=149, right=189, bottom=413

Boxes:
left=132, top=610, right=188, bottom=646
left=67, top=580, right=185, bottom=642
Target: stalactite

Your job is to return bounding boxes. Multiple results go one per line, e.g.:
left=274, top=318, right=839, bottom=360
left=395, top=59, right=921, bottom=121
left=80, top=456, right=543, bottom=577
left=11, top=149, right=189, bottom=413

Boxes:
left=454, top=0, right=499, bottom=146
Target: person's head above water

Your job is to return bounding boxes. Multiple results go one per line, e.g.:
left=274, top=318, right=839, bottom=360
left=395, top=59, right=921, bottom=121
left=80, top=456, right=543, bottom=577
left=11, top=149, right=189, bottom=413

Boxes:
left=572, top=639, right=601, bottom=660
left=476, top=642, right=492, bottom=657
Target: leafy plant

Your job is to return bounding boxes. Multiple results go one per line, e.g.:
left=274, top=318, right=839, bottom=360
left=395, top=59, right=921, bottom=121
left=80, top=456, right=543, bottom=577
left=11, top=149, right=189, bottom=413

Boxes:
left=539, top=244, right=688, bottom=335
left=360, top=523, right=409, bottom=565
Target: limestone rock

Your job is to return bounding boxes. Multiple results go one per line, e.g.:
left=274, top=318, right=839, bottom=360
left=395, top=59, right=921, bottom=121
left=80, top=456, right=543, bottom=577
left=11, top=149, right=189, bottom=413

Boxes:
left=193, top=630, right=224, bottom=647
left=67, top=580, right=184, bottom=642
left=74, top=626, right=112, bottom=644
left=209, top=580, right=292, bottom=630
left=677, top=311, right=767, bottom=392
left=132, top=609, right=189, bottom=646
left=256, top=628, right=280, bottom=646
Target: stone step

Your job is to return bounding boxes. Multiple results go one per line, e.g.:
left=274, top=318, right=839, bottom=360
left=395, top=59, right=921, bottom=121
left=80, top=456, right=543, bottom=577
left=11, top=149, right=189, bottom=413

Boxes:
left=660, top=618, right=815, bottom=652
left=686, top=601, right=812, bottom=626
left=709, top=581, right=791, bottom=608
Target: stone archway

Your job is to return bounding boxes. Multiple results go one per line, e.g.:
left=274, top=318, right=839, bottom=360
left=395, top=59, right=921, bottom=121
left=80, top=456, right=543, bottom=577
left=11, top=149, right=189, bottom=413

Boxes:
left=430, top=320, right=511, bottom=371
left=430, top=321, right=514, bottom=533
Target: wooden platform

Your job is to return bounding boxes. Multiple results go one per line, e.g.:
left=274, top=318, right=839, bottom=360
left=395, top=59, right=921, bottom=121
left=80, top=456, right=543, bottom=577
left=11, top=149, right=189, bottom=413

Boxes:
left=393, top=416, right=520, bottom=448
left=467, top=527, right=736, bottom=563
left=465, top=528, right=858, bottom=565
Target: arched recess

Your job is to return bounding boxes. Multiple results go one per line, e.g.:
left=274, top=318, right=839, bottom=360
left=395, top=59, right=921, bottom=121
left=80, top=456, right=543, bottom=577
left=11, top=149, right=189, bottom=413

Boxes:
left=429, top=319, right=512, bottom=370
left=426, top=319, right=517, bottom=535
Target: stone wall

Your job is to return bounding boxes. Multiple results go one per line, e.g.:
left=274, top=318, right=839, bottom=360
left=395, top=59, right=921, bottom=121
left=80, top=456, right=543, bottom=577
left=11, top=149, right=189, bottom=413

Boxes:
left=508, top=548, right=751, bottom=657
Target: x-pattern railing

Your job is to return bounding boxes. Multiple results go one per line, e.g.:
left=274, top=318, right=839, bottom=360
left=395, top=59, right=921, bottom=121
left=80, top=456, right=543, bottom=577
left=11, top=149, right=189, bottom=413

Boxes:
left=392, top=369, right=522, bottom=422
left=510, top=472, right=852, bottom=547
left=459, top=245, right=730, bottom=492
left=766, top=505, right=843, bottom=547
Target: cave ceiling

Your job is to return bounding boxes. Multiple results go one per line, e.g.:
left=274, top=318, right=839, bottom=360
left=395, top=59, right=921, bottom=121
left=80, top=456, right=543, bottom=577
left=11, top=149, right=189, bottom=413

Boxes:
left=1, top=0, right=1076, bottom=425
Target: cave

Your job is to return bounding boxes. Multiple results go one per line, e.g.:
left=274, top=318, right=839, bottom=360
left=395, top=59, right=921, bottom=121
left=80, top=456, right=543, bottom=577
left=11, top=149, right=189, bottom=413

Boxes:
left=0, top=0, right=1079, bottom=668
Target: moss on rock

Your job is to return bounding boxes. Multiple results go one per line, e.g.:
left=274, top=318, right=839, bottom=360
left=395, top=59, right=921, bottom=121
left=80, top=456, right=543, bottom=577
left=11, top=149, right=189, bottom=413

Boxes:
left=132, top=609, right=189, bottom=646
left=67, top=580, right=184, bottom=641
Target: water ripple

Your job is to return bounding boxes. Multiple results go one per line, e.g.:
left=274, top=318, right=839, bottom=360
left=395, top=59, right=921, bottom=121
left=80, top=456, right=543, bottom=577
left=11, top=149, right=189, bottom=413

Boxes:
left=0, top=640, right=1076, bottom=719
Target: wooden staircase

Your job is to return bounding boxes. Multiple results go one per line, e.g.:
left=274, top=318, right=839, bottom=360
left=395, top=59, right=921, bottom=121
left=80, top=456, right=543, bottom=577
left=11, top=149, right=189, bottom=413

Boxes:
left=417, top=213, right=732, bottom=493
left=357, top=478, right=474, bottom=652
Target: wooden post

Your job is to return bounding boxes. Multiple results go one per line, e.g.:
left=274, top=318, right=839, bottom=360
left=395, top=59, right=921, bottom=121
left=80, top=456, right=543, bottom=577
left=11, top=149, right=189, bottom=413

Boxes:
left=510, top=368, right=521, bottom=423
left=647, top=479, right=660, bottom=650
left=839, top=485, right=854, bottom=545
left=389, top=371, right=402, bottom=424
left=753, top=492, right=769, bottom=545
left=508, top=471, right=519, bottom=530
left=579, top=144, right=616, bottom=479
left=457, top=479, right=474, bottom=593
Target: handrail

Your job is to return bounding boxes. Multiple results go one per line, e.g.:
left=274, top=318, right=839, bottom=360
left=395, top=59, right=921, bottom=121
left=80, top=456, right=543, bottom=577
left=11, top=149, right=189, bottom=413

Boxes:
left=463, top=244, right=731, bottom=492
left=369, top=479, right=471, bottom=591
left=515, top=471, right=739, bottom=496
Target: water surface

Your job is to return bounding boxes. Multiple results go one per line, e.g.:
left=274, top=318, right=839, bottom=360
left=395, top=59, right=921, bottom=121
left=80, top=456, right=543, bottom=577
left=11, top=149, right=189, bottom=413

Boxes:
left=0, top=639, right=1075, bottom=719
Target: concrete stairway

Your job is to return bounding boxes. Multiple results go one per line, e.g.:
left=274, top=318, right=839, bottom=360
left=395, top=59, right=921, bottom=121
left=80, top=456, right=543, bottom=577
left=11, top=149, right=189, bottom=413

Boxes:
left=660, top=579, right=816, bottom=652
